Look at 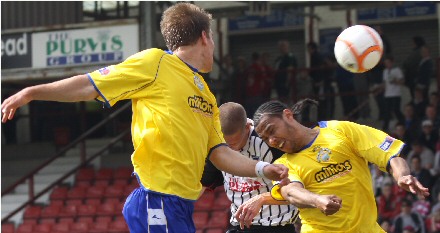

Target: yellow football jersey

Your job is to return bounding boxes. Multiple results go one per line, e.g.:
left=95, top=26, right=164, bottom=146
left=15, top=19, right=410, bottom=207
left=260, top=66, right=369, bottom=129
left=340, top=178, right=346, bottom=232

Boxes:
left=88, top=48, right=225, bottom=200
left=271, top=121, right=404, bottom=233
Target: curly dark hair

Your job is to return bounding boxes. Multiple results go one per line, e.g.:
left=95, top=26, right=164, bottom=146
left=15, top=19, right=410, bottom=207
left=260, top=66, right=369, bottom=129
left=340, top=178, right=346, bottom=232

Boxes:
left=160, top=3, right=212, bottom=51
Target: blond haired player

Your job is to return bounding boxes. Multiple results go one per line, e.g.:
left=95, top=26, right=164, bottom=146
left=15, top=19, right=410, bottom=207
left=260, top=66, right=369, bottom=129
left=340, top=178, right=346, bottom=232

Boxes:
left=238, top=99, right=430, bottom=233
left=1, top=3, right=289, bottom=233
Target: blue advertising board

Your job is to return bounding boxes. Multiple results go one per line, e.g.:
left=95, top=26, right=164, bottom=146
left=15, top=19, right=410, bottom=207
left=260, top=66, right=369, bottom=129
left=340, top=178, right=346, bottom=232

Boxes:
left=358, top=2, right=436, bottom=21
left=229, top=7, right=304, bottom=31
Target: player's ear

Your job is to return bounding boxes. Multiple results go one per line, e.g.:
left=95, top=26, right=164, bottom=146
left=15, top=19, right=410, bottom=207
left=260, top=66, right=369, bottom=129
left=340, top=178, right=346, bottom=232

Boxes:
left=283, top=109, right=294, bottom=120
left=201, top=30, right=209, bottom=45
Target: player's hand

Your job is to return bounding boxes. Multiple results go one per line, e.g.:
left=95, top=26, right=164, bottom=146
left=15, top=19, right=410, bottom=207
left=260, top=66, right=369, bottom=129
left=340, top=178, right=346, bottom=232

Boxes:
left=235, top=195, right=264, bottom=229
left=397, top=175, right=430, bottom=198
left=263, top=164, right=289, bottom=185
left=315, top=195, right=342, bottom=216
left=1, top=89, right=30, bottom=123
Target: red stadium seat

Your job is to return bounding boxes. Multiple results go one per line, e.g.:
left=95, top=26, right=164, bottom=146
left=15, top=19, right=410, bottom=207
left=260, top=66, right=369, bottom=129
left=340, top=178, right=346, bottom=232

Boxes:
left=103, top=197, right=122, bottom=205
left=65, top=199, right=83, bottom=206
left=193, top=211, right=209, bottom=229
left=67, top=186, right=87, bottom=200
left=88, top=222, right=110, bottom=233
left=114, top=167, right=132, bottom=179
left=51, top=222, right=70, bottom=233
left=205, top=228, right=225, bottom=233
left=76, top=167, right=95, bottom=182
left=112, top=178, right=128, bottom=186
left=95, top=216, right=113, bottom=223
left=104, top=185, right=124, bottom=198
left=40, top=204, right=61, bottom=219
left=77, top=216, right=94, bottom=224
left=16, top=223, right=34, bottom=233
left=1, top=222, right=15, bottom=233
left=33, top=222, right=52, bottom=233
left=94, top=179, right=111, bottom=187
left=85, top=198, right=101, bottom=206
left=207, top=210, right=229, bottom=228
left=23, top=205, right=42, bottom=220
left=69, top=222, right=89, bottom=233
left=86, top=186, right=105, bottom=199
left=49, top=186, right=68, bottom=201
left=212, top=192, right=232, bottom=210
left=39, top=218, right=56, bottom=225
left=108, top=220, right=129, bottom=233
left=58, top=204, right=77, bottom=219
left=194, top=192, right=215, bottom=211
left=96, top=202, right=116, bottom=216
left=95, top=168, right=114, bottom=180
left=58, top=217, right=75, bottom=225
left=77, top=204, right=97, bottom=217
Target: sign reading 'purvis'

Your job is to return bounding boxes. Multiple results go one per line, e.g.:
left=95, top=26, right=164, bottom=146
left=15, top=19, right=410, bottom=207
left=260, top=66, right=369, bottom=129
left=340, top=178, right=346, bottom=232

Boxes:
left=32, top=24, right=139, bottom=68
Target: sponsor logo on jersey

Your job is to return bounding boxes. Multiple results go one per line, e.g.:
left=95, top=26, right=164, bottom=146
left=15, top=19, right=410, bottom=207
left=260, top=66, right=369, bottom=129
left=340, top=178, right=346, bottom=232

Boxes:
left=379, top=136, right=394, bottom=151
left=194, top=75, right=204, bottom=91
left=228, top=177, right=264, bottom=192
left=98, top=67, right=110, bottom=75
left=188, top=95, right=213, bottom=116
left=314, top=160, right=352, bottom=183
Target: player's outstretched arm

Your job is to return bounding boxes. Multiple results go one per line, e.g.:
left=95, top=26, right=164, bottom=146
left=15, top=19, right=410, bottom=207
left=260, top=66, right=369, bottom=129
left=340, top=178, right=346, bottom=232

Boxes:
left=389, top=156, right=430, bottom=198
left=235, top=192, right=290, bottom=229
left=276, top=182, right=342, bottom=215
left=2, top=74, right=98, bottom=123
left=209, top=145, right=289, bottom=182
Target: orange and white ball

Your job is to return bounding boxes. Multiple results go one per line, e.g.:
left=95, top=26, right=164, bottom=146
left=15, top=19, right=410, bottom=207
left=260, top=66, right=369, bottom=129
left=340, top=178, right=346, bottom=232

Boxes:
left=334, top=25, right=383, bottom=73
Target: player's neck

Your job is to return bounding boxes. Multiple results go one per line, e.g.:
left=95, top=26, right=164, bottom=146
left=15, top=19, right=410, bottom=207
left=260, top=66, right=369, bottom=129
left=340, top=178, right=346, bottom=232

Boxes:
left=174, top=47, right=203, bottom=72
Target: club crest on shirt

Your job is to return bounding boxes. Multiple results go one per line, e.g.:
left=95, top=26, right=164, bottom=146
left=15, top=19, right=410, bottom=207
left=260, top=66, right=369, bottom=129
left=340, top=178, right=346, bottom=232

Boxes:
left=98, top=67, right=111, bottom=76
left=194, top=75, right=204, bottom=91
left=313, top=146, right=331, bottom=163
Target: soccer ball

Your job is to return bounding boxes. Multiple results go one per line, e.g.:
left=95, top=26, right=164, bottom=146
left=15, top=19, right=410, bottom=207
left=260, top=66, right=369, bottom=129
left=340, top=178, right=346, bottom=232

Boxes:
left=334, top=25, right=383, bottom=73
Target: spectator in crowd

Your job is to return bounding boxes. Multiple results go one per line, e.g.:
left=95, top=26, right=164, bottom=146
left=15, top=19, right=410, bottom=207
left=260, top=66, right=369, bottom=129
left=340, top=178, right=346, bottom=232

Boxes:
left=232, top=56, right=248, bottom=104
left=424, top=105, right=440, bottom=133
left=419, top=120, right=438, bottom=153
left=412, top=193, right=431, bottom=219
left=416, top=46, right=434, bottom=100
left=403, top=36, right=426, bottom=98
left=429, top=92, right=440, bottom=114
left=413, top=88, right=430, bottom=121
left=261, top=52, right=275, bottom=100
left=274, top=40, right=297, bottom=104
left=335, top=63, right=359, bottom=120
left=245, top=52, right=272, bottom=117
left=431, top=193, right=440, bottom=216
left=404, top=103, right=423, bottom=137
left=218, top=54, right=236, bottom=103
left=391, top=122, right=414, bottom=158
left=382, top=56, right=405, bottom=132
left=407, top=140, right=435, bottom=172
left=377, top=182, right=403, bottom=222
left=409, top=155, right=434, bottom=192
left=307, top=42, right=334, bottom=120
left=394, top=199, right=426, bottom=233
left=426, top=208, right=440, bottom=233
left=379, top=218, right=393, bottom=233
left=368, top=25, right=391, bottom=122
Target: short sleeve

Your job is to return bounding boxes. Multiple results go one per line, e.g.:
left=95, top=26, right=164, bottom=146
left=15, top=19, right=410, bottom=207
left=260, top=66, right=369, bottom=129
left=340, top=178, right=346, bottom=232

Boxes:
left=340, top=121, right=405, bottom=172
left=87, top=49, right=163, bottom=107
left=270, top=157, right=303, bottom=201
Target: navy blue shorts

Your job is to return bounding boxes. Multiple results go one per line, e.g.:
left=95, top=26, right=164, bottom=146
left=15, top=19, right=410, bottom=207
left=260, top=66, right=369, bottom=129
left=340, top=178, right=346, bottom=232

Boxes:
left=123, top=187, right=196, bottom=233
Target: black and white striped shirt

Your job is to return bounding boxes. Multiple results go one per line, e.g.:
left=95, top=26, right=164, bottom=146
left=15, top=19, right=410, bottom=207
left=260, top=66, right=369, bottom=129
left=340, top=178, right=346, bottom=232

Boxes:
left=201, top=125, right=299, bottom=227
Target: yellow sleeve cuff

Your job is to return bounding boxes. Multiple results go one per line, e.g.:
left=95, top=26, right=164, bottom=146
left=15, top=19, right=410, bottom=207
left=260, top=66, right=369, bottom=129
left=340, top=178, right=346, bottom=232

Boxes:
left=270, top=183, right=285, bottom=201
